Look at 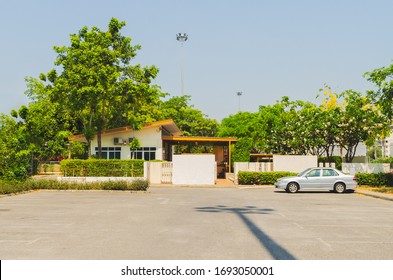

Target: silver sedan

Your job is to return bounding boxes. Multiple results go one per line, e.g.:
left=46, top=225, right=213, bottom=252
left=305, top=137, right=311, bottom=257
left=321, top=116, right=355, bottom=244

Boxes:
left=275, top=167, right=357, bottom=193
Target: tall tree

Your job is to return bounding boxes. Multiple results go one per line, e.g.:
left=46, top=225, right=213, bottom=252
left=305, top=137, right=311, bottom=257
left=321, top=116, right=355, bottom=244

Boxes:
left=335, top=90, right=389, bottom=162
left=42, top=18, right=162, bottom=158
left=0, top=114, right=30, bottom=180
left=364, top=62, right=393, bottom=118
left=160, top=95, right=219, bottom=136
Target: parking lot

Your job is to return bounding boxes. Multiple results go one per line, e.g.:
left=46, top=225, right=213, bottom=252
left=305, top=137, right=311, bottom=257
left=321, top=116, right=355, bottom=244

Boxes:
left=1, top=186, right=393, bottom=259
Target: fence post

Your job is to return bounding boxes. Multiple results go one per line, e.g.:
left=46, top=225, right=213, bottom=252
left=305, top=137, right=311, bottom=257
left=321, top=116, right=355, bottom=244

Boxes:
left=144, top=161, right=149, bottom=180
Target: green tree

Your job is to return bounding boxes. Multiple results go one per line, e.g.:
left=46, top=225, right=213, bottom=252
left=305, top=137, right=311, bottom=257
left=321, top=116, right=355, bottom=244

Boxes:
left=13, top=77, right=76, bottom=161
left=232, top=138, right=252, bottom=163
left=160, top=95, right=219, bottom=136
left=335, top=90, right=389, bottom=162
left=364, top=62, right=393, bottom=118
left=218, top=111, right=259, bottom=140
left=0, top=114, right=31, bottom=180
left=41, top=18, right=163, bottom=158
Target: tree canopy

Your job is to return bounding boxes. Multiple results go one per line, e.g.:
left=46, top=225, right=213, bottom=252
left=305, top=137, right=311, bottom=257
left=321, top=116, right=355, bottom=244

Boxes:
left=365, top=62, right=393, bottom=119
left=41, top=18, right=164, bottom=158
left=219, top=90, right=389, bottom=162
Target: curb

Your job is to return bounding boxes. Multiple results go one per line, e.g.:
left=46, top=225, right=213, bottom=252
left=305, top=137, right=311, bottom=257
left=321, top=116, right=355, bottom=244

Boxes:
left=355, top=189, right=393, bottom=202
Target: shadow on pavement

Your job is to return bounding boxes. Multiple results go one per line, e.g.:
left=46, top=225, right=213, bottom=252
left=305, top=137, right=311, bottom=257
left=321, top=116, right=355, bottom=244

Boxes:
left=195, top=205, right=296, bottom=260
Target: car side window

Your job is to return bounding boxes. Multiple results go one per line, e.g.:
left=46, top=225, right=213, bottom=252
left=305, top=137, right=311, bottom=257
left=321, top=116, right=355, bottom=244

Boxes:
left=307, top=169, right=321, bottom=177
left=322, top=169, right=338, bottom=176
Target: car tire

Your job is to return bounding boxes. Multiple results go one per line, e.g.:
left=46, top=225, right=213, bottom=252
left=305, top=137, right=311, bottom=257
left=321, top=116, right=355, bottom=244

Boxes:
left=286, top=182, right=299, bottom=193
left=334, top=182, right=346, bottom=193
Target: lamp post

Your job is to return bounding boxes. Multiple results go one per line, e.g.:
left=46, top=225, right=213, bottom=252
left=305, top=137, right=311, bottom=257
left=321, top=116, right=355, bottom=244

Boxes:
left=176, top=33, right=188, bottom=96
left=237, top=91, right=243, bottom=112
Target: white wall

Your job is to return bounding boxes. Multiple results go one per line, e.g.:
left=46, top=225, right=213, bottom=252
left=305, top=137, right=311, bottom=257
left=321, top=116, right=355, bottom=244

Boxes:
left=90, top=126, right=163, bottom=159
left=342, top=163, right=390, bottom=174
left=172, top=154, right=216, bottom=185
left=273, top=155, right=317, bottom=172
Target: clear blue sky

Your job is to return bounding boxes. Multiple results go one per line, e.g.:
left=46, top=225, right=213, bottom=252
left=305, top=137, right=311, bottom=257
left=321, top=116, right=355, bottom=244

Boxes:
left=1, top=0, right=393, bottom=121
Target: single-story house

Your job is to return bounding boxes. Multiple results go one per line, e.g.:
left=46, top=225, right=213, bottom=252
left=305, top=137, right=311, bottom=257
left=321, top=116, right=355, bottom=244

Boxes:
left=69, top=119, right=237, bottom=174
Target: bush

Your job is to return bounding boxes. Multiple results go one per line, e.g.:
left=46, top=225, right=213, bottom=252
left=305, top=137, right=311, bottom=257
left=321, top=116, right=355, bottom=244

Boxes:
left=355, top=173, right=393, bottom=187
left=130, top=179, right=149, bottom=191
left=238, top=171, right=297, bottom=185
left=0, top=178, right=149, bottom=195
left=0, top=180, right=30, bottom=195
left=60, top=159, right=144, bottom=177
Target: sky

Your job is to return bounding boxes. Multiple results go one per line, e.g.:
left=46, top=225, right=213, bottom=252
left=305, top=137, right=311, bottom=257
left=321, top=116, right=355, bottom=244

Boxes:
left=1, top=0, right=393, bottom=121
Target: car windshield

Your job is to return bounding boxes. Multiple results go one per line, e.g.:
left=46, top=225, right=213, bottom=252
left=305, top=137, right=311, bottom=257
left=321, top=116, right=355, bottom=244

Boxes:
left=298, top=168, right=312, bottom=177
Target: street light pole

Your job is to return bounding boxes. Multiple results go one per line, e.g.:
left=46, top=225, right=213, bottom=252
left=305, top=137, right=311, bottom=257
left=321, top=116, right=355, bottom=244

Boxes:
left=176, top=33, right=188, bottom=96
left=237, top=91, right=243, bottom=112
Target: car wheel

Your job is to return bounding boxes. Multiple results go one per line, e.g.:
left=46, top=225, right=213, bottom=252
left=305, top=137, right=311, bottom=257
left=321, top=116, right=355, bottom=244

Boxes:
left=334, top=182, right=346, bottom=193
left=286, top=182, right=299, bottom=193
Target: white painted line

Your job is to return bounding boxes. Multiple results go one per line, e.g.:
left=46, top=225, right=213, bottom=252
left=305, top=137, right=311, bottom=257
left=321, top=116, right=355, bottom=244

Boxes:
left=316, top=237, right=332, bottom=248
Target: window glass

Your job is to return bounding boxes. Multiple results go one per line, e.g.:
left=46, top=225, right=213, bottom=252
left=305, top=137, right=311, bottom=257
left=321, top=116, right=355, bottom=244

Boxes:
left=307, top=169, right=321, bottom=177
left=323, top=169, right=337, bottom=176
left=95, top=147, right=121, bottom=159
left=131, top=147, right=156, bottom=161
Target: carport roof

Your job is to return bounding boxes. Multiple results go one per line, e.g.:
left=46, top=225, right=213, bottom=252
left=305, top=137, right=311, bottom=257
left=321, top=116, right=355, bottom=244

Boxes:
left=162, top=136, right=237, bottom=146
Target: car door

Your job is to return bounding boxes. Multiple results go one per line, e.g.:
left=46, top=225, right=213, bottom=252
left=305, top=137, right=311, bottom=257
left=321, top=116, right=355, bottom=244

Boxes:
left=320, top=168, right=338, bottom=190
left=302, top=168, right=322, bottom=189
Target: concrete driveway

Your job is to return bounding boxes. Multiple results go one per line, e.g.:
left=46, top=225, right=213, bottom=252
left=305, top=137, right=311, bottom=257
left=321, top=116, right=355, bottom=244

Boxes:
left=1, top=186, right=393, bottom=259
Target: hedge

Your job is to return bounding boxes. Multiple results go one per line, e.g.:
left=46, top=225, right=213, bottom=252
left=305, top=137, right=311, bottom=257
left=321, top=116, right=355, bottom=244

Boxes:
left=355, top=173, right=393, bottom=187
left=238, top=171, right=297, bottom=185
left=60, top=159, right=144, bottom=177
left=0, top=179, right=149, bottom=195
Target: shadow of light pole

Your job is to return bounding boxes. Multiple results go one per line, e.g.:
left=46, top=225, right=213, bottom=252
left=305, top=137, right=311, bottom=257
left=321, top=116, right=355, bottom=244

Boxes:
left=195, top=205, right=296, bottom=260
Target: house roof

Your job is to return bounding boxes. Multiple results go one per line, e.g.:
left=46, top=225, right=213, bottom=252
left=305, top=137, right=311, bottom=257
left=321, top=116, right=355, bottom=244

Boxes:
left=69, top=119, right=181, bottom=142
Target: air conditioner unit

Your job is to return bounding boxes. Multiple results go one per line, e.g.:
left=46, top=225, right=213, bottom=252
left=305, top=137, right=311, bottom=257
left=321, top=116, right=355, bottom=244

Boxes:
left=114, top=137, right=123, bottom=145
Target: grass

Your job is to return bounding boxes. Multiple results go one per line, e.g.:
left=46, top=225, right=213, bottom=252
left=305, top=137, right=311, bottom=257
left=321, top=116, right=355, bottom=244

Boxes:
left=357, top=185, right=393, bottom=194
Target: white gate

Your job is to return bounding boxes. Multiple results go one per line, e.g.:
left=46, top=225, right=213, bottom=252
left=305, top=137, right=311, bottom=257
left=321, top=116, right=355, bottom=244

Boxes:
left=161, top=162, right=173, bottom=183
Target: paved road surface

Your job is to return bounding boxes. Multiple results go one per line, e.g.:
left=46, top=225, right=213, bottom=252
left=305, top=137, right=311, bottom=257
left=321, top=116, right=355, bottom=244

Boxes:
left=1, top=186, right=393, bottom=259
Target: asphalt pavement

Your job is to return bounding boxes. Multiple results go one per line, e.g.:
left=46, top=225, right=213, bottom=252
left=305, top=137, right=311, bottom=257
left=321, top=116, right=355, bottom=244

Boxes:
left=1, top=186, right=393, bottom=260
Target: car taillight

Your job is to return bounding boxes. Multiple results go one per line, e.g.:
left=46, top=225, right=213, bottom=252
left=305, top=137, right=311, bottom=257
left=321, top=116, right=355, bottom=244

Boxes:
left=353, top=176, right=357, bottom=181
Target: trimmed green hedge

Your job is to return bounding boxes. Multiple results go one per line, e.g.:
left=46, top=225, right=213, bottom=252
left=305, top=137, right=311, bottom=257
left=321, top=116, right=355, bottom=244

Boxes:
left=60, top=159, right=144, bottom=177
left=0, top=179, right=149, bottom=195
left=238, top=171, right=297, bottom=185
left=355, top=173, right=393, bottom=187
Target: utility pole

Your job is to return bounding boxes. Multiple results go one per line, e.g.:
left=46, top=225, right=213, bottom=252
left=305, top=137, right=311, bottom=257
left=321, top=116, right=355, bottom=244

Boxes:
left=237, top=91, right=243, bottom=112
left=176, top=33, right=188, bottom=96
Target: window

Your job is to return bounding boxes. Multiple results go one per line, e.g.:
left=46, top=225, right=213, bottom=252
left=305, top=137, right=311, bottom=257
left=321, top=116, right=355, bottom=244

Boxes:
left=307, top=169, right=321, bottom=177
left=322, top=169, right=337, bottom=177
left=131, top=147, right=156, bottom=161
left=95, top=147, right=121, bottom=159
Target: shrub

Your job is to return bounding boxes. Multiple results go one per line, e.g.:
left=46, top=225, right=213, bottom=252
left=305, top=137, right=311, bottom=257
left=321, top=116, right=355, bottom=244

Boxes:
left=355, top=173, right=393, bottom=187
left=60, top=159, right=144, bottom=177
left=130, top=179, right=149, bottom=191
left=0, top=180, right=30, bottom=195
left=238, top=171, right=297, bottom=185
left=0, top=178, right=149, bottom=195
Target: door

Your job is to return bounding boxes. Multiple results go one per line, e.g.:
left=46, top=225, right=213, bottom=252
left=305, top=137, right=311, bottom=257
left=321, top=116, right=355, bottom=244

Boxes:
left=301, top=168, right=322, bottom=189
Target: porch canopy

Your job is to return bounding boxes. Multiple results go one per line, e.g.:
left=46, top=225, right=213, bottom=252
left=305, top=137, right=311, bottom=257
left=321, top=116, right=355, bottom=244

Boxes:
left=162, top=136, right=237, bottom=173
